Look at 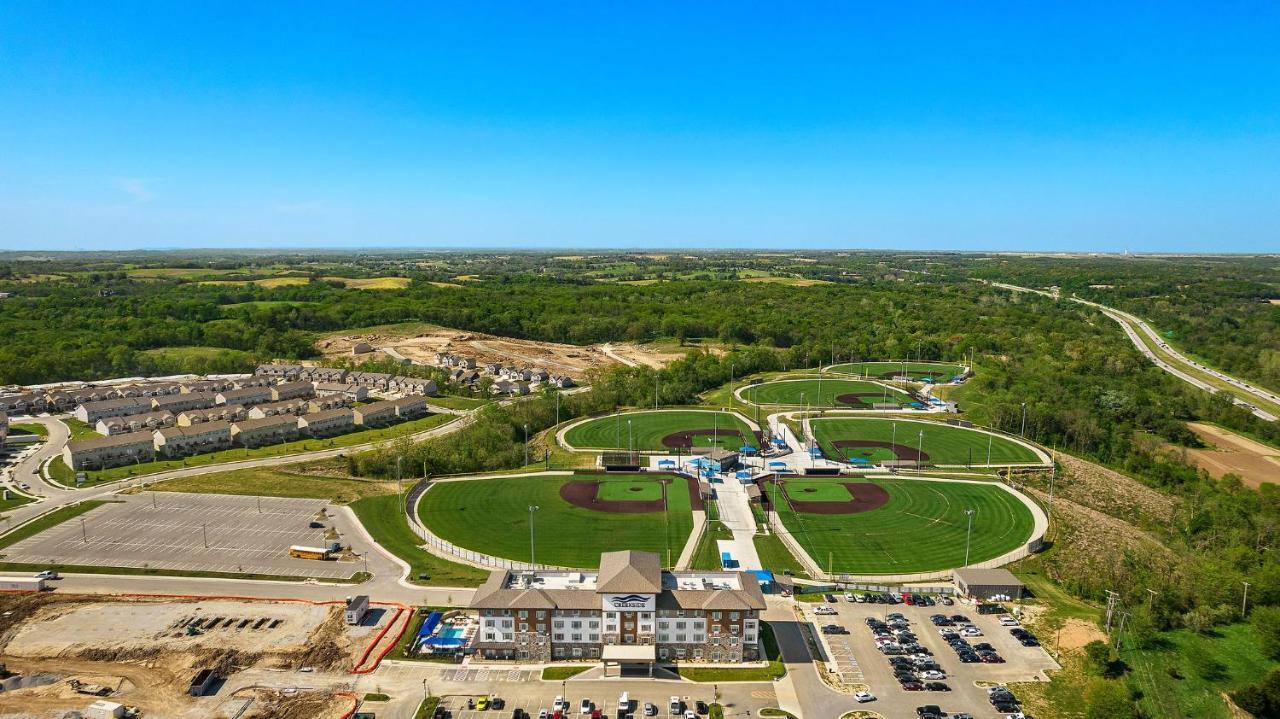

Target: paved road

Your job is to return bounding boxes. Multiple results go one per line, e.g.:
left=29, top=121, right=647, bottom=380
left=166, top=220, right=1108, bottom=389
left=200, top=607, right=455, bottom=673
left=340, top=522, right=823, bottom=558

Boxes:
left=986, top=280, right=1277, bottom=422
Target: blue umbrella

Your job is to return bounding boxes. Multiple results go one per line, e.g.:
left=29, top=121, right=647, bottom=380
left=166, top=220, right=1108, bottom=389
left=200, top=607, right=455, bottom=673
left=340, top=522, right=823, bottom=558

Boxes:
left=768, top=461, right=787, bottom=468
left=739, top=445, right=757, bottom=454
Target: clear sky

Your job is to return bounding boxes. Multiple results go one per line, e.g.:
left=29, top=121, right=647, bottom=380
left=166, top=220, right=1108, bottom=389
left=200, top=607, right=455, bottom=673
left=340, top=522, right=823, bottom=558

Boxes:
left=1, top=2, right=1278, bottom=252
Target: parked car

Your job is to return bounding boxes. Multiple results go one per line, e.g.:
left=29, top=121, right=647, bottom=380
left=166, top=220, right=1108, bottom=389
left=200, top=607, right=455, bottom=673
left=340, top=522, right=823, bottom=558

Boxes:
left=695, top=701, right=708, bottom=715
left=924, top=682, right=951, bottom=692
left=823, top=593, right=837, bottom=602
left=476, top=697, right=489, bottom=711
left=813, top=605, right=837, bottom=615
left=34, top=570, right=58, bottom=580
left=581, top=699, right=592, bottom=715
left=643, top=704, right=657, bottom=717
left=854, top=691, right=876, bottom=703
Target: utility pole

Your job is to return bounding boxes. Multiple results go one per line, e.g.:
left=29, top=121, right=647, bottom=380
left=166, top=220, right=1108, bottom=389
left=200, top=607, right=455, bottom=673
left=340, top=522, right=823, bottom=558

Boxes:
left=527, top=505, right=539, bottom=568
left=1116, top=611, right=1131, bottom=649
left=1146, top=588, right=1157, bottom=607
left=1104, top=590, right=1120, bottom=633
left=1020, top=402, right=1028, bottom=437
left=1243, top=581, right=1251, bottom=618
left=964, top=508, right=977, bottom=566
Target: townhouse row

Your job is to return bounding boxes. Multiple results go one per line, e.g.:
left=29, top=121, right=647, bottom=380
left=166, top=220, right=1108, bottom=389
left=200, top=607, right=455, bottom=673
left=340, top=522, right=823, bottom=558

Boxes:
left=62, top=395, right=430, bottom=471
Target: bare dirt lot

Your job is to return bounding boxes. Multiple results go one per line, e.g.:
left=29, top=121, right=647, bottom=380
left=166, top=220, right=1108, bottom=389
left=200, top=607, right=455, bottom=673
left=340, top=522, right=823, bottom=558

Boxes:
left=1176, top=422, right=1280, bottom=488
left=0, top=594, right=381, bottom=719
left=317, top=324, right=684, bottom=377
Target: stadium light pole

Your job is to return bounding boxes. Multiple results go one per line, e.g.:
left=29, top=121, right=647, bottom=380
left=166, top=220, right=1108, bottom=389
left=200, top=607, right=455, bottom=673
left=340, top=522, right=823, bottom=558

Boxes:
left=1020, top=403, right=1028, bottom=437
left=527, top=505, right=539, bottom=568
left=627, top=419, right=632, bottom=454
left=986, top=433, right=993, bottom=465
left=891, top=422, right=897, bottom=459
left=523, top=423, right=530, bottom=466
left=917, top=430, right=924, bottom=474
left=964, top=508, right=977, bottom=566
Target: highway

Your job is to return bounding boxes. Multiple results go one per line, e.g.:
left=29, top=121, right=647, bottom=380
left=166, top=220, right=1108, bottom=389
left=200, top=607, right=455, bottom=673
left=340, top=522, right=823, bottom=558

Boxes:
left=986, top=281, right=1278, bottom=422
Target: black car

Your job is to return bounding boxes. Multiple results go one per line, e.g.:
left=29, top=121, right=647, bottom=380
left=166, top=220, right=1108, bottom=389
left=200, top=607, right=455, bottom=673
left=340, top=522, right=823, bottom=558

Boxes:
left=924, top=682, right=950, bottom=692
left=822, top=624, right=848, bottom=635
left=993, top=702, right=1019, bottom=713
left=916, top=706, right=942, bottom=717
left=509, top=710, right=522, bottom=719
left=973, top=643, right=994, bottom=651
left=950, top=615, right=970, bottom=623
left=901, top=681, right=925, bottom=691
left=695, top=701, right=708, bottom=715
left=824, top=594, right=837, bottom=602
left=491, top=699, right=505, bottom=710
left=1021, top=637, right=1041, bottom=647
left=895, top=672, right=919, bottom=682
left=958, top=652, right=980, bottom=663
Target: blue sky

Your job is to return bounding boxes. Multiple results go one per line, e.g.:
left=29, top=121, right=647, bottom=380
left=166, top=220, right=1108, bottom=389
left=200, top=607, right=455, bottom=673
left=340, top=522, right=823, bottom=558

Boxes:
left=1, top=2, right=1278, bottom=252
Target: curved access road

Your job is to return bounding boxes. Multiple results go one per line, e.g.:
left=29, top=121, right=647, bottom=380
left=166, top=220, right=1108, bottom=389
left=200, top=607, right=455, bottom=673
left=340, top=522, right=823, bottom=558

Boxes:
left=984, top=280, right=1278, bottom=422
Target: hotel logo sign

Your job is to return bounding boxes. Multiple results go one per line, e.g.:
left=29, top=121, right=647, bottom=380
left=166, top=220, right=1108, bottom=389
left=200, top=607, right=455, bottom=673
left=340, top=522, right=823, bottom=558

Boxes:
left=602, top=593, right=655, bottom=611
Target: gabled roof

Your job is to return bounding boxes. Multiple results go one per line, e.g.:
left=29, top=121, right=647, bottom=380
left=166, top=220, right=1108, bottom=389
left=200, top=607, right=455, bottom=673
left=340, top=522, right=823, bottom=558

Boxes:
left=596, top=550, right=662, bottom=594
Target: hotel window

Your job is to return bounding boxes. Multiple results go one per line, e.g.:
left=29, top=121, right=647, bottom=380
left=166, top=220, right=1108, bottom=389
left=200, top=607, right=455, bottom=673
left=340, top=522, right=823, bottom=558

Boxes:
left=658, top=621, right=669, bottom=630
left=730, top=612, right=740, bottom=621
left=572, top=647, right=583, bottom=657
left=553, top=621, right=564, bottom=629
left=624, top=622, right=634, bottom=631
left=572, top=634, right=582, bottom=642
left=518, top=610, right=528, bottom=619
left=676, top=621, right=686, bottom=629
left=676, top=634, right=686, bottom=642
left=502, top=633, right=513, bottom=641
left=588, top=621, right=599, bottom=629
left=588, top=633, right=599, bottom=642
left=501, top=620, right=512, bottom=628
left=571, top=621, right=582, bottom=629
left=712, top=611, right=722, bottom=620
left=554, top=633, right=565, bottom=641
left=730, top=625, right=740, bottom=635
left=694, top=633, right=705, bottom=642
left=537, top=611, right=547, bottom=619
left=519, top=623, right=529, bottom=632
left=484, top=619, right=496, bottom=627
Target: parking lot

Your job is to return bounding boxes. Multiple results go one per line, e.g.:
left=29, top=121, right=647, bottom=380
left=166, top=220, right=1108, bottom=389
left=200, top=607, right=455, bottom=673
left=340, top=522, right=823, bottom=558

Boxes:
left=434, top=689, right=728, bottom=719
left=1, top=491, right=361, bottom=579
left=802, top=593, right=1058, bottom=718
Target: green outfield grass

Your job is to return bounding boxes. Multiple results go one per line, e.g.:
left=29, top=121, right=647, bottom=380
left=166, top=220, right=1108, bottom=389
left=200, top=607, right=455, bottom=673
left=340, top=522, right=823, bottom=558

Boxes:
left=596, top=480, right=665, bottom=501
left=740, top=378, right=912, bottom=408
left=767, top=477, right=1034, bottom=574
left=827, top=361, right=967, bottom=382
left=419, top=473, right=693, bottom=568
left=782, top=480, right=853, bottom=502
left=562, top=410, right=757, bottom=452
left=811, top=417, right=1044, bottom=465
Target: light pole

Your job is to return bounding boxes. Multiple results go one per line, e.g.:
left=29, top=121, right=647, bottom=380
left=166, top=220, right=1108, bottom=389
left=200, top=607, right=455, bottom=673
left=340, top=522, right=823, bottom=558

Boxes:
left=1020, top=402, right=1028, bottom=437
left=627, top=419, right=633, bottom=454
left=202, top=523, right=208, bottom=549
left=917, top=430, right=924, bottom=474
left=523, top=423, right=529, bottom=466
left=80, top=517, right=88, bottom=543
left=528, top=505, right=539, bottom=568
left=964, top=509, right=977, bottom=566
left=986, top=433, right=993, bottom=465
left=1243, top=581, right=1251, bottom=618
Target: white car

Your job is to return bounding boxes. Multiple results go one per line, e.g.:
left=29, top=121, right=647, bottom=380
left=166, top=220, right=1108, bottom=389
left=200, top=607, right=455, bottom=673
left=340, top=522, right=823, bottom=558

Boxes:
left=960, top=626, right=983, bottom=636
left=853, top=691, right=876, bottom=703
left=999, top=617, right=1020, bottom=626
left=670, top=696, right=682, bottom=714
left=844, top=593, right=858, bottom=602
left=34, top=570, right=58, bottom=580
left=553, top=696, right=566, bottom=711
left=813, top=605, right=837, bottom=615
left=921, top=670, right=946, bottom=680
left=580, top=698, right=592, bottom=714
left=539, top=711, right=549, bottom=719
left=685, top=712, right=697, bottom=719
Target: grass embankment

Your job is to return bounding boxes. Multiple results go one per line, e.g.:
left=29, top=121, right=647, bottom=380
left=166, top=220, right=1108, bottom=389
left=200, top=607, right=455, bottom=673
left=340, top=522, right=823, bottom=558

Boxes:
left=1124, top=624, right=1278, bottom=719
left=53, top=413, right=454, bottom=487
left=0, top=500, right=111, bottom=550
left=419, top=474, right=693, bottom=568
left=752, top=531, right=808, bottom=578
left=690, top=505, right=734, bottom=571
left=149, top=467, right=395, bottom=503
left=0, top=492, right=35, bottom=512
left=61, top=418, right=100, bottom=440
left=675, top=623, right=785, bottom=682
left=351, top=494, right=490, bottom=587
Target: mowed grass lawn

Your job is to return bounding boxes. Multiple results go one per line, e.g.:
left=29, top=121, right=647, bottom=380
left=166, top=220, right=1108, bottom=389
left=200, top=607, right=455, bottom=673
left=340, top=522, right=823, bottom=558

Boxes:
left=812, top=418, right=1044, bottom=465
left=741, top=379, right=911, bottom=408
left=782, top=480, right=853, bottom=502
left=768, top=478, right=1034, bottom=574
left=563, top=410, right=757, bottom=452
left=828, top=361, right=966, bottom=381
left=419, top=474, right=692, bottom=568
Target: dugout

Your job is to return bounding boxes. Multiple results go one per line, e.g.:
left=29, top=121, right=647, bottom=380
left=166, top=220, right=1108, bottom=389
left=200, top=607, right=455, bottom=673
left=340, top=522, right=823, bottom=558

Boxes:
left=600, top=451, right=641, bottom=471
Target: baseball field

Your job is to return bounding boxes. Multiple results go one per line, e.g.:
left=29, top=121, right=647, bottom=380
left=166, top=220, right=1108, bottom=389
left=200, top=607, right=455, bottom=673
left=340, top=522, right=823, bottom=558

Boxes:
left=740, top=378, right=913, bottom=408
left=418, top=473, right=695, bottom=568
left=826, top=361, right=967, bottom=382
left=562, top=410, right=758, bottom=452
left=765, top=477, right=1035, bottom=574
left=810, top=417, right=1046, bottom=466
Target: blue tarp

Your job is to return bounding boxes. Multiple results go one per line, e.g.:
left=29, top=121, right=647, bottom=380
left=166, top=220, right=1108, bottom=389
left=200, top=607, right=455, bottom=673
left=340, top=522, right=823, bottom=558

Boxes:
left=771, top=438, right=786, bottom=446
left=417, top=611, right=442, bottom=639
left=910, top=401, right=925, bottom=409
left=658, top=459, right=676, bottom=466
left=735, top=470, right=752, bottom=479
left=739, top=445, right=757, bottom=454
left=750, top=569, right=775, bottom=582
left=767, top=461, right=787, bottom=468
